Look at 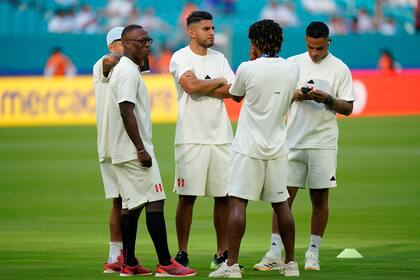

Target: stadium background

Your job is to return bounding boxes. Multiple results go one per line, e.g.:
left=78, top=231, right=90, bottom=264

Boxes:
left=0, top=0, right=419, bottom=279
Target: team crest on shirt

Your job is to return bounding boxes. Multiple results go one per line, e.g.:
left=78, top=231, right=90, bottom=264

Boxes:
left=155, top=183, right=163, bottom=193
left=177, top=178, right=185, bottom=188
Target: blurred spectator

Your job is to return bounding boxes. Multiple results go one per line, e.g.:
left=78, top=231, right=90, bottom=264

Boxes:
left=378, top=17, right=397, bottom=35
left=260, top=0, right=299, bottom=27
left=105, top=0, right=134, bottom=28
left=377, top=49, right=401, bottom=73
left=328, top=15, right=348, bottom=35
left=179, top=1, right=198, bottom=29
left=153, top=44, right=173, bottom=73
left=129, top=7, right=169, bottom=33
left=48, top=9, right=75, bottom=33
left=221, top=0, right=235, bottom=14
left=44, top=47, right=77, bottom=77
left=55, top=0, right=78, bottom=8
left=383, top=0, right=416, bottom=7
left=356, top=8, right=375, bottom=33
left=75, top=4, right=98, bottom=33
left=302, top=0, right=337, bottom=14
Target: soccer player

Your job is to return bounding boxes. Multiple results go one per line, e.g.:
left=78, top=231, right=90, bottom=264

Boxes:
left=93, top=26, right=124, bottom=273
left=169, top=11, right=235, bottom=268
left=254, top=21, right=354, bottom=271
left=209, top=19, right=300, bottom=278
left=106, top=24, right=197, bottom=277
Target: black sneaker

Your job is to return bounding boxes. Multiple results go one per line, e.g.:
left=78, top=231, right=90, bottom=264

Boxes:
left=174, top=250, right=190, bottom=267
left=209, top=250, right=245, bottom=271
left=209, top=250, right=228, bottom=269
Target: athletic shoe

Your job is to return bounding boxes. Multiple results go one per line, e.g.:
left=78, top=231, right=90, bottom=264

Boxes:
left=253, top=251, right=284, bottom=271
left=174, top=250, right=190, bottom=267
left=210, top=250, right=228, bottom=270
left=209, top=261, right=241, bottom=278
left=283, top=261, right=300, bottom=277
left=155, top=258, right=197, bottom=277
left=120, top=264, right=153, bottom=276
left=304, top=251, right=320, bottom=270
left=103, top=252, right=124, bottom=273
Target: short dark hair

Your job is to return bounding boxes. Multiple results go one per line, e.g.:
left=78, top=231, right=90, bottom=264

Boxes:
left=306, top=21, right=329, bottom=38
left=121, top=24, right=143, bottom=39
left=186, top=10, right=213, bottom=26
left=248, top=19, right=283, bottom=57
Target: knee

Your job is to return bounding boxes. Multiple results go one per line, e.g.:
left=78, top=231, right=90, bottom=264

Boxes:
left=112, top=197, right=122, bottom=209
left=146, top=200, right=165, bottom=213
left=179, top=195, right=196, bottom=207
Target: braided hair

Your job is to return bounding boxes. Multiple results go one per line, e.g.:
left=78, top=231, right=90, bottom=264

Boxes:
left=248, top=19, right=283, bottom=57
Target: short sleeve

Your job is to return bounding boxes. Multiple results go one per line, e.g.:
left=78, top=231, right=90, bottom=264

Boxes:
left=337, top=64, right=355, bottom=102
left=222, top=56, right=235, bottom=84
left=169, top=52, right=192, bottom=83
left=229, top=62, right=247, bottom=97
left=115, top=67, right=139, bottom=105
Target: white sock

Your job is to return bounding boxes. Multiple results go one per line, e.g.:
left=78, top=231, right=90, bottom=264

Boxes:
left=269, top=233, right=282, bottom=258
left=307, top=235, right=322, bottom=254
left=108, top=241, right=123, bottom=263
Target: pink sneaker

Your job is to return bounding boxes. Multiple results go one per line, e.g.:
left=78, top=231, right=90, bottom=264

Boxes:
left=120, top=264, right=153, bottom=276
left=155, top=259, right=197, bottom=277
left=103, top=253, right=124, bottom=273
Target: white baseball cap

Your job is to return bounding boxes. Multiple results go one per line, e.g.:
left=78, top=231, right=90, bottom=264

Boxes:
left=106, top=26, right=124, bottom=46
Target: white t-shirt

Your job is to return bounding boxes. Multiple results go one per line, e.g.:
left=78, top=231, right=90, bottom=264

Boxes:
left=107, top=56, right=154, bottom=164
left=229, top=57, right=299, bottom=159
left=93, top=56, right=112, bottom=162
left=169, top=46, right=235, bottom=145
left=286, top=52, right=355, bottom=150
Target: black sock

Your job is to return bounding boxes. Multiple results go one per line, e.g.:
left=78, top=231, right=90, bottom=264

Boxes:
left=121, top=208, right=141, bottom=266
left=146, top=211, right=171, bottom=266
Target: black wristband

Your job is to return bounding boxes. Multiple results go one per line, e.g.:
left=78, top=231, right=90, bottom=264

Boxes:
left=324, top=95, right=335, bottom=105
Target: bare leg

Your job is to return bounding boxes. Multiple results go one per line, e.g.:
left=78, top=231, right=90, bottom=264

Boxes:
left=271, top=187, right=299, bottom=234
left=272, top=201, right=295, bottom=263
left=175, top=195, right=197, bottom=252
left=110, top=197, right=122, bottom=241
left=309, top=188, right=329, bottom=237
left=227, top=197, right=248, bottom=266
left=214, top=196, right=229, bottom=256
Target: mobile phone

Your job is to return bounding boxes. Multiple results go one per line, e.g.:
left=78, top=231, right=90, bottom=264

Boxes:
left=301, top=87, right=311, bottom=94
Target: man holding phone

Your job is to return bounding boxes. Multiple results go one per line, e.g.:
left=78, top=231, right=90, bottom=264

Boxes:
left=254, top=21, right=355, bottom=272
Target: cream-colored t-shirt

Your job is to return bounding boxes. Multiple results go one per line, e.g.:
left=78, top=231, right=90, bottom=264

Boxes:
left=93, top=56, right=112, bottom=162
left=107, top=56, right=154, bottom=164
left=286, top=52, right=355, bottom=150
left=230, top=57, right=299, bottom=159
left=169, top=46, right=235, bottom=145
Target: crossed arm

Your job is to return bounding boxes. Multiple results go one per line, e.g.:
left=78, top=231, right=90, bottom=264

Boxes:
left=179, top=70, right=231, bottom=99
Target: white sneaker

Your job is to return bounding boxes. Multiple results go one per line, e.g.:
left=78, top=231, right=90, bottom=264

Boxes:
left=283, top=261, right=300, bottom=277
left=253, top=251, right=284, bottom=271
left=304, top=251, right=320, bottom=270
left=209, top=261, right=242, bottom=278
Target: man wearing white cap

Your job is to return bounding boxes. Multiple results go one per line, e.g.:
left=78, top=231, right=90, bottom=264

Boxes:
left=93, top=26, right=125, bottom=273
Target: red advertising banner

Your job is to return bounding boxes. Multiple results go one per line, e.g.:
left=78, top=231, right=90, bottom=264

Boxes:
left=225, top=70, right=420, bottom=121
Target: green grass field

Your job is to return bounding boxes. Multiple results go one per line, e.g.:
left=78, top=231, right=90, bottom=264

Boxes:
left=1, top=115, right=420, bottom=279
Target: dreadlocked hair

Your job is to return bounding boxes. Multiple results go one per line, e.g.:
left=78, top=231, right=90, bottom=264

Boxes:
left=248, top=19, right=283, bottom=57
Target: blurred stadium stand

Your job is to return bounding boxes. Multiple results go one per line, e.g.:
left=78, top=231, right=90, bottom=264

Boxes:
left=1, top=0, right=419, bottom=75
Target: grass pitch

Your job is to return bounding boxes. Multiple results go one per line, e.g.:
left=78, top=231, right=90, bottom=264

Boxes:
left=0, top=115, right=419, bottom=279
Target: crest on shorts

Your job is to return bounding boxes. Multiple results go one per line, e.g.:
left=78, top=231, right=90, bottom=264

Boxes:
left=155, top=183, right=163, bottom=192
left=177, top=178, right=185, bottom=188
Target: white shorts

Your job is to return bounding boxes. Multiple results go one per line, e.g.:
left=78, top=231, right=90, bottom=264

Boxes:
left=227, top=152, right=290, bottom=203
left=113, top=156, right=166, bottom=210
left=174, top=144, right=231, bottom=197
left=287, top=148, right=337, bottom=189
left=99, top=159, right=120, bottom=199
